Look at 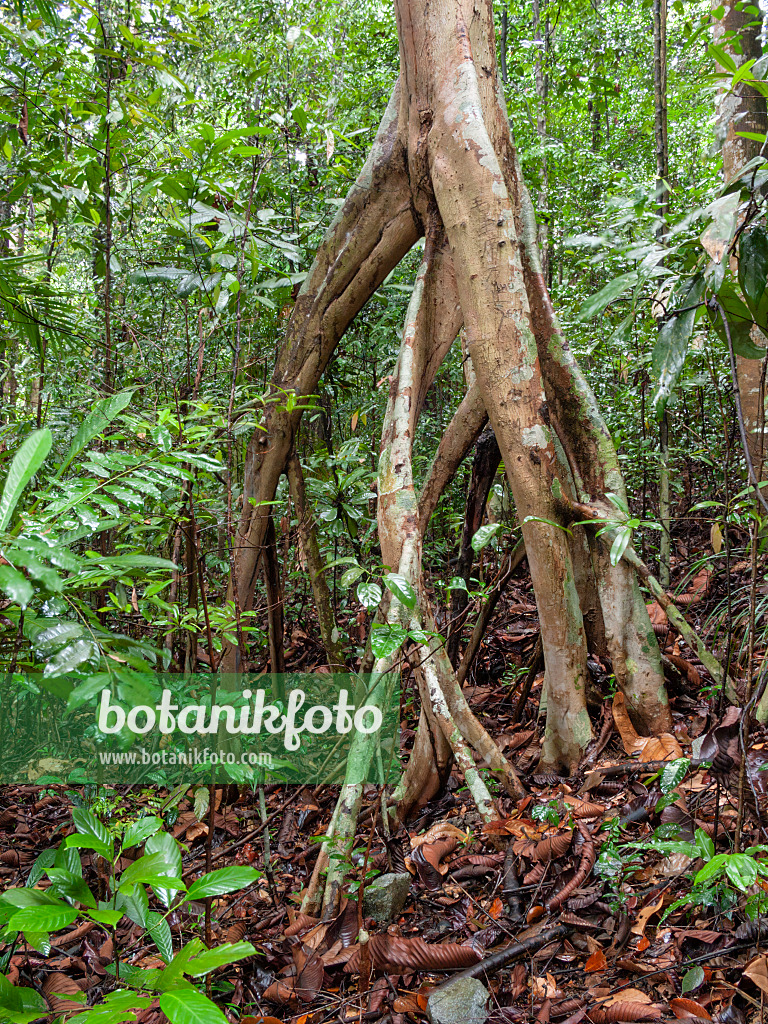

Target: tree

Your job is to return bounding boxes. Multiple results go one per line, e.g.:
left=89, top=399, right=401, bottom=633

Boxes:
left=712, top=0, right=768, bottom=480
left=225, top=0, right=673, bottom=814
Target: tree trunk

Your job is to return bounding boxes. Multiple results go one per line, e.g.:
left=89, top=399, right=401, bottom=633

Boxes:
left=713, top=0, right=768, bottom=479
left=232, top=0, right=670, bottom=777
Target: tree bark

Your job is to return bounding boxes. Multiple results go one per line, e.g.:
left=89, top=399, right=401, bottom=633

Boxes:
left=713, top=0, right=768, bottom=480
left=231, top=0, right=670, bottom=775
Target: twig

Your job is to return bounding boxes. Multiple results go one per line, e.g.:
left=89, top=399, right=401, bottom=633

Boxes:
left=432, top=925, right=570, bottom=990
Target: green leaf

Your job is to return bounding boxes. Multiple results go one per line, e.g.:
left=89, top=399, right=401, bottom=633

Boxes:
left=0, top=565, right=32, bottom=608
left=43, top=639, right=97, bottom=678
left=7, top=905, right=78, bottom=932
left=448, top=576, right=468, bottom=592
left=695, top=827, right=715, bottom=862
left=158, top=988, right=229, bottom=1024
left=357, top=581, right=382, bottom=610
left=740, top=223, right=768, bottom=312
left=340, top=565, right=364, bottom=588
left=147, top=911, right=174, bottom=963
left=122, top=816, right=163, bottom=851
left=660, top=757, right=690, bottom=795
left=681, top=965, right=705, bottom=993
left=144, top=832, right=184, bottom=907
left=0, top=973, right=47, bottom=1015
left=370, top=623, right=407, bottom=660
left=383, top=573, right=417, bottom=610
left=118, top=852, right=186, bottom=893
left=609, top=527, right=631, bottom=566
left=86, top=908, right=125, bottom=927
left=55, top=392, right=134, bottom=480
left=184, top=941, right=256, bottom=977
left=471, top=523, right=501, bottom=552
left=651, top=277, right=704, bottom=417
left=72, top=807, right=111, bottom=847
left=578, top=272, right=638, bottom=320
left=0, top=888, right=69, bottom=909
left=46, top=869, right=96, bottom=908
left=185, top=867, right=260, bottom=901
left=0, top=429, right=52, bottom=530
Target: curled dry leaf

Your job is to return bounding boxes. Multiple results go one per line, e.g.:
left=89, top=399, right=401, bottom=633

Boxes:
left=264, top=945, right=325, bottom=1006
left=546, top=822, right=596, bottom=912
left=344, top=935, right=481, bottom=973
left=669, top=999, right=712, bottom=1020
left=612, top=692, right=643, bottom=755
left=744, top=955, right=768, bottom=995
left=564, top=798, right=606, bottom=819
left=533, top=830, right=573, bottom=862
left=285, top=914, right=321, bottom=938
left=524, top=861, right=548, bottom=885
left=411, top=837, right=459, bottom=889
left=588, top=1004, right=662, bottom=1023
left=43, top=972, right=83, bottom=1020
left=413, top=822, right=468, bottom=847
left=225, top=920, right=247, bottom=944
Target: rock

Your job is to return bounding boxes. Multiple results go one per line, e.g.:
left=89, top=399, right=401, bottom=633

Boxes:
left=362, top=871, right=411, bottom=923
left=427, top=979, right=489, bottom=1024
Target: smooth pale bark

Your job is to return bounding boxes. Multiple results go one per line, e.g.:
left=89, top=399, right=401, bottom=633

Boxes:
left=231, top=0, right=670, bottom=774
left=713, top=0, right=768, bottom=480
left=404, top=1, right=591, bottom=769
left=510, top=167, right=671, bottom=736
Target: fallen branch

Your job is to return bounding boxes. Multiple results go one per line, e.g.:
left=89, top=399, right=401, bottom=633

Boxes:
left=431, top=925, right=570, bottom=989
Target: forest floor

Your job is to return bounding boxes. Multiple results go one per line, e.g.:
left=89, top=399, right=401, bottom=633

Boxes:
left=1, top=518, right=767, bottom=1024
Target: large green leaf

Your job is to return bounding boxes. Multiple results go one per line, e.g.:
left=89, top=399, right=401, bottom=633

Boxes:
left=144, top=832, right=184, bottom=907
left=185, top=867, right=260, bottom=901
left=652, top=278, right=704, bottom=416
left=0, top=565, right=32, bottom=608
left=55, top=391, right=134, bottom=480
left=118, top=852, right=185, bottom=893
left=578, top=271, right=638, bottom=320
left=0, top=429, right=52, bottom=530
left=709, top=280, right=767, bottom=358
left=184, top=941, right=256, bottom=977
left=7, top=905, right=78, bottom=932
left=382, top=573, right=417, bottom=610
left=739, top=223, right=768, bottom=312
left=158, top=988, right=229, bottom=1024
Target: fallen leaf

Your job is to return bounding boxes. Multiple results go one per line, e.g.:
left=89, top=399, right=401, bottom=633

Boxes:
left=670, top=999, right=712, bottom=1020
left=586, top=950, right=607, bottom=973
left=603, top=991, right=651, bottom=1007
left=638, top=734, right=683, bottom=762
left=612, top=693, right=642, bottom=755
left=631, top=895, right=665, bottom=937
left=744, top=955, right=768, bottom=995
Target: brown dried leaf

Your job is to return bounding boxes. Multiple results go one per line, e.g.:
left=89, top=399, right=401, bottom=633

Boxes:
left=344, top=935, right=481, bottom=973
left=669, top=999, right=712, bottom=1020
left=630, top=895, right=665, bottom=937
left=744, top=955, right=768, bottom=995
left=225, top=920, right=247, bottom=944
left=638, top=734, right=683, bottom=762
left=603, top=992, right=651, bottom=1008
left=612, top=693, right=643, bottom=755
left=534, top=830, right=573, bottom=862
left=43, top=972, right=83, bottom=1019
left=588, top=1004, right=662, bottom=1023
left=585, top=950, right=607, bottom=973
